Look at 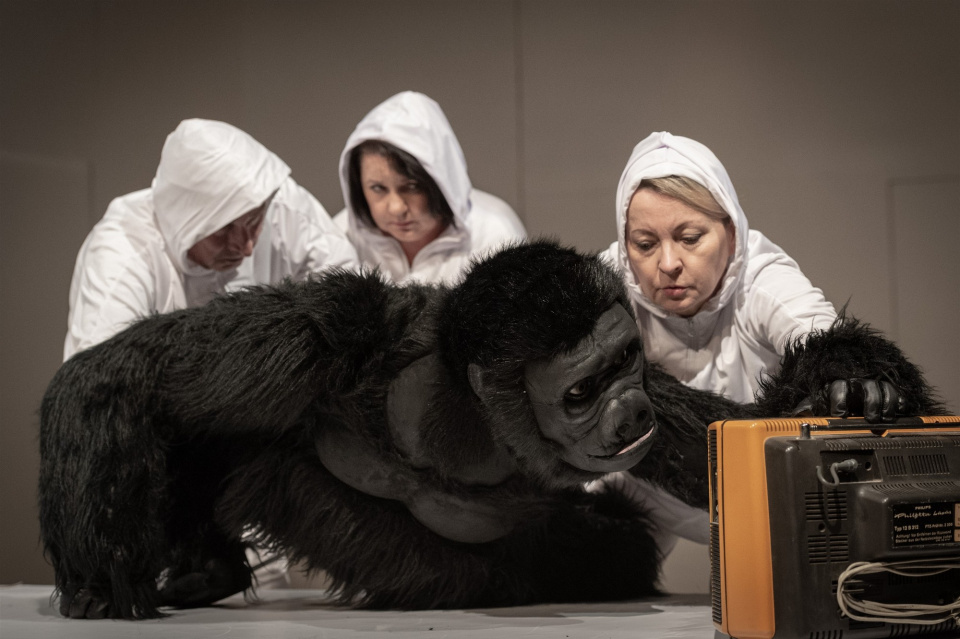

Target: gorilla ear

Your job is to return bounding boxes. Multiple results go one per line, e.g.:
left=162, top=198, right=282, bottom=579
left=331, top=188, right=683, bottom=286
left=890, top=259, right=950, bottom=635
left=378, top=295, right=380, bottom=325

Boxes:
left=467, top=363, right=494, bottom=399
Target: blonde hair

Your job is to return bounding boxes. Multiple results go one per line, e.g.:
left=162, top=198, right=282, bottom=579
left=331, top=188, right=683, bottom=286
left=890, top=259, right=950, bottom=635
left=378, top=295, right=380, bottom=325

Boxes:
left=638, top=176, right=729, bottom=224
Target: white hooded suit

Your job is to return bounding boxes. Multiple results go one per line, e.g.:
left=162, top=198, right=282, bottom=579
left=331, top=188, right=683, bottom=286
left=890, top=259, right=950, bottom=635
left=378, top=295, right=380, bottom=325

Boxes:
left=599, top=132, right=836, bottom=549
left=603, top=131, right=836, bottom=404
left=64, top=119, right=358, bottom=360
left=335, top=92, right=526, bottom=284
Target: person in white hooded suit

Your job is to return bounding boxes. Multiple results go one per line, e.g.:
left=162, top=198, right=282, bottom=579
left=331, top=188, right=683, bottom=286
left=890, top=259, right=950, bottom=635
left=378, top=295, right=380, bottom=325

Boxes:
left=62, top=118, right=358, bottom=589
left=604, top=131, right=837, bottom=403
left=596, top=131, right=838, bottom=556
left=64, top=118, right=358, bottom=361
left=335, top=91, right=526, bottom=284
left=599, top=133, right=935, bottom=570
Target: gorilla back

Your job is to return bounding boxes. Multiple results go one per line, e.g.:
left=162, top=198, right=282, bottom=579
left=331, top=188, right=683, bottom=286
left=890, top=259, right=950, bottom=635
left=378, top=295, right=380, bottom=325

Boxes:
left=39, top=241, right=677, bottom=619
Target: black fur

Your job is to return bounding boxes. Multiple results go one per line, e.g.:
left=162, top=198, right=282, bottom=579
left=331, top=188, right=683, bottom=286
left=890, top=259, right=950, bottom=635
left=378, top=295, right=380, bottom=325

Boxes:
left=632, top=311, right=947, bottom=509
left=37, top=240, right=942, bottom=619
left=755, top=311, right=947, bottom=418
left=38, top=241, right=663, bottom=619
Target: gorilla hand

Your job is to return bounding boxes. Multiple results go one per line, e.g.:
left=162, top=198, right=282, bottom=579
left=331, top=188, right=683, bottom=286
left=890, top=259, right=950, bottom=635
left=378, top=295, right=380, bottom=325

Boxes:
left=59, top=587, right=111, bottom=619
left=791, top=378, right=907, bottom=423
left=158, top=555, right=251, bottom=609
left=825, top=378, right=907, bottom=423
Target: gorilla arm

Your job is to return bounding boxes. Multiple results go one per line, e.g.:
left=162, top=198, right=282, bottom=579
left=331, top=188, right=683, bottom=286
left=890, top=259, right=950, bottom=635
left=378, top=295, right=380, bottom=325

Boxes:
left=628, top=315, right=947, bottom=509
left=755, top=313, right=947, bottom=421
left=315, top=422, right=519, bottom=544
left=628, top=364, right=755, bottom=508
left=155, top=271, right=430, bottom=436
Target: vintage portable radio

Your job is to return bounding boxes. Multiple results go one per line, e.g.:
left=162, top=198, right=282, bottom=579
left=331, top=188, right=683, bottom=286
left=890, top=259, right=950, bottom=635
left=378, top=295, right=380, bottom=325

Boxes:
left=709, top=416, right=960, bottom=639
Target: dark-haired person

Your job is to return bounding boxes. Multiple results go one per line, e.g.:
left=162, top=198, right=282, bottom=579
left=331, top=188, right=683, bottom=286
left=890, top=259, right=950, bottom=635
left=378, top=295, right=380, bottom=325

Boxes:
left=335, top=91, right=526, bottom=284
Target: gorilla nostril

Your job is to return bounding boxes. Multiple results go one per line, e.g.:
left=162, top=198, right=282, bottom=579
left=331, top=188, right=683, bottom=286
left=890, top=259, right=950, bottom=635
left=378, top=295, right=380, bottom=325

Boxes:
left=635, top=409, right=653, bottom=435
left=615, top=409, right=653, bottom=441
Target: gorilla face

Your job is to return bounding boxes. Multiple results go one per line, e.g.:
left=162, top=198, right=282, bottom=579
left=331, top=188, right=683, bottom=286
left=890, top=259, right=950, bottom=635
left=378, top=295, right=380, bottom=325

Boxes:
left=525, top=305, right=656, bottom=473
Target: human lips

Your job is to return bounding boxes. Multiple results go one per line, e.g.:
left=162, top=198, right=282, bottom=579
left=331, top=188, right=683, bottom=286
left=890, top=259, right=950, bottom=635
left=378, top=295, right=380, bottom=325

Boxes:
left=660, top=286, right=688, bottom=299
left=392, top=222, right=419, bottom=235
left=216, top=255, right=244, bottom=269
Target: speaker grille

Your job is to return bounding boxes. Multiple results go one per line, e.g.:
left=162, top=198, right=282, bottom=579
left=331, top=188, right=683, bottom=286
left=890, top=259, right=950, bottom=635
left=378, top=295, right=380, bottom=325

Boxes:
left=807, top=533, right=849, bottom=564
left=909, top=453, right=949, bottom=475
left=805, top=491, right=848, bottom=521
left=883, top=455, right=908, bottom=475
left=710, top=521, right=722, bottom=624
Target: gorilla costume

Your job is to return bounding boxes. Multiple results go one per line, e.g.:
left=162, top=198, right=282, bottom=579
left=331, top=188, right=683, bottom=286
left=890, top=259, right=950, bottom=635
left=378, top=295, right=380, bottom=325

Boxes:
left=38, top=241, right=943, bottom=620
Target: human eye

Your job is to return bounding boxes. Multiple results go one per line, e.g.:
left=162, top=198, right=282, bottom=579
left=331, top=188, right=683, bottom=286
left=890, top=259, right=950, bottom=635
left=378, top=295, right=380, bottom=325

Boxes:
left=681, top=233, right=702, bottom=246
left=246, top=213, right=265, bottom=229
left=632, top=239, right=655, bottom=252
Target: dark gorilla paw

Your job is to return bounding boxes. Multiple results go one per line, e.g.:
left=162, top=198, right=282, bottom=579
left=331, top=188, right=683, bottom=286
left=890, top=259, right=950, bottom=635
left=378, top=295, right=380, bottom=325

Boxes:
left=59, top=587, right=110, bottom=619
left=158, top=556, right=252, bottom=609
left=827, top=378, right=905, bottom=423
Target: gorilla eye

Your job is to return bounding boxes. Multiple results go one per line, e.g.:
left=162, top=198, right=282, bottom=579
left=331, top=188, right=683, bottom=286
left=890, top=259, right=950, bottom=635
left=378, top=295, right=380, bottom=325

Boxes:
left=613, top=342, right=641, bottom=371
left=614, top=348, right=630, bottom=367
left=565, top=378, right=595, bottom=402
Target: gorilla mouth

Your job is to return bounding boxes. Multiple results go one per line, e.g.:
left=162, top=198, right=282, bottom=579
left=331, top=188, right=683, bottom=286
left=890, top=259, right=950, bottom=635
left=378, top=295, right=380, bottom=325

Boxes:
left=591, top=422, right=657, bottom=460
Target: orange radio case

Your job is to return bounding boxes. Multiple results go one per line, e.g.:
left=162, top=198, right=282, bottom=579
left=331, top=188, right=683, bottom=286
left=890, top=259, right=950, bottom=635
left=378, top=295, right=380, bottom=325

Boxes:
left=709, top=416, right=960, bottom=639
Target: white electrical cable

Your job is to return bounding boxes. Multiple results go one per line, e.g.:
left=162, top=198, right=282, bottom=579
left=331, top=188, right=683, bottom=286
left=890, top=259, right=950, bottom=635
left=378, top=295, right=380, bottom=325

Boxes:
left=836, top=558, right=960, bottom=627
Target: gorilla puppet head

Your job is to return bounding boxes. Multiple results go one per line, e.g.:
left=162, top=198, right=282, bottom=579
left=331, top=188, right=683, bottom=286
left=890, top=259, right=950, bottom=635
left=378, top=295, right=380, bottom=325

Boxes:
left=437, top=240, right=658, bottom=489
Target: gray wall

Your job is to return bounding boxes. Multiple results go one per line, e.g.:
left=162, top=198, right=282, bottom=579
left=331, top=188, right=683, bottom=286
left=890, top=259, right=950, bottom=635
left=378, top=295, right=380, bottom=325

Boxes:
left=2, top=0, right=958, bottom=594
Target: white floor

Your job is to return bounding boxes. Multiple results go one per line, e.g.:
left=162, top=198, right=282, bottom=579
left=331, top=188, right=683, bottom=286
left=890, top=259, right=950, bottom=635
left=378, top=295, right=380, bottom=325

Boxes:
left=0, top=584, right=718, bottom=639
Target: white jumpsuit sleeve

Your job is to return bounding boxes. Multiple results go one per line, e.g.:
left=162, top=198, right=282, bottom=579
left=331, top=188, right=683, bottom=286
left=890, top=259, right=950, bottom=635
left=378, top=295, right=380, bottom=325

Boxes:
left=742, top=252, right=838, bottom=357
left=63, top=231, right=158, bottom=361
left=274, top=181, right=359, bottom=279
left=467, top=190, right=526, bottom=248
left=588, top=472, right=710, bottom=551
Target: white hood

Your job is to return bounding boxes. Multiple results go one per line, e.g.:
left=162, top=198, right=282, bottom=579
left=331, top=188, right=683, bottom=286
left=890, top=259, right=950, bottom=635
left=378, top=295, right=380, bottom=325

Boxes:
left=153, top=118, right=291, bottom=273
left=614, top=131, right=749, bottom=320
left=338, top=91, right=473, bottom=226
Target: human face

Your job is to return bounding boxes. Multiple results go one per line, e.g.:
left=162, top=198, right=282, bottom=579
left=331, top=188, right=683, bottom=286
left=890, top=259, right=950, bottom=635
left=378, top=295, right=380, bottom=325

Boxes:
left=360, top=152, right=446, bottom=262
left=187, top=202, right=268, bottom=271
left=625, top=187, right=735, bottom=317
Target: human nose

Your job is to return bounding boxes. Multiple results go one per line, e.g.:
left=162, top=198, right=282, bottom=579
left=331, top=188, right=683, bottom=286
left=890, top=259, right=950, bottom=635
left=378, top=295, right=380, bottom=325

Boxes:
left=226, top=224, right=255, bottom=256
left=386, top=191, right=409, bottom=217
left=658, top=242, right=682, bottom=276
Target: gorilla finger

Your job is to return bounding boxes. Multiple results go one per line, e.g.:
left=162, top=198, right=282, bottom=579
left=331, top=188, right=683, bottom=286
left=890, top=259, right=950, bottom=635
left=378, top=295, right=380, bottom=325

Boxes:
left=880, top=380, right=899, bottom=422
left=858, top=379, right=885, bottom=423
left=791, top=396, right=814, bottom=417
left=86, top=597, right=110, bottom=619
left=67, top=589, right=94, bottom=619
left=159, top=573, right=210, bottom=605
left=828, top=380, right=851, bottom=417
